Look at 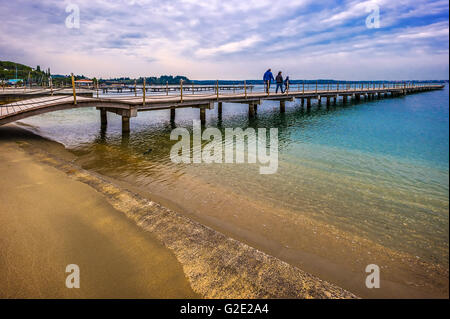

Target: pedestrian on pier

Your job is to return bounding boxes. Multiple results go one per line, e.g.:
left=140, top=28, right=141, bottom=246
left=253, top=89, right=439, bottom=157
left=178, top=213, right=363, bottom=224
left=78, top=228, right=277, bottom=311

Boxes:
left=276, top=71, right=284, bottom=93
left=263, top=69, right=274, bottom=94
left=284, top=76, right=290, bottom=93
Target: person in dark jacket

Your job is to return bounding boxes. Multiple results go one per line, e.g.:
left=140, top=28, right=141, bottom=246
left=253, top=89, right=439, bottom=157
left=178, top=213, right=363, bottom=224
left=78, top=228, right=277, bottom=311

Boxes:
left=275, top=71, right=284, bottom=93
left=263, top=69, right=274, bottom=93
left=284, top=76, right=290, bottom=93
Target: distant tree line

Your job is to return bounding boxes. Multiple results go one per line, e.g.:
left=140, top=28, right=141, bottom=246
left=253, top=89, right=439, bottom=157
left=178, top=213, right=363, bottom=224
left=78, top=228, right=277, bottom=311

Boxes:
left=100, top=75, right=192, bottom=85
left=48, top=75, right=193, bottom=86
left=0, top=61, right=193, bottom=86
left=0, top=61, right=49, bottom=85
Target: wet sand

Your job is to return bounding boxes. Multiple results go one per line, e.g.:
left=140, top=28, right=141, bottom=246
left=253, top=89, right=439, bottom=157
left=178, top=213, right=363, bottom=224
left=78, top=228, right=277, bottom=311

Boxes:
left=0, top=125, right=356, bottom=298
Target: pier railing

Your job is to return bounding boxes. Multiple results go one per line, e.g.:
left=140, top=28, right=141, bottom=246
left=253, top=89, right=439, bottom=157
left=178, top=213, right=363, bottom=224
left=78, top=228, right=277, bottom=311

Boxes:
left=1, top=78, right=442, bottom=93
left=86, top=80, right=443, bottom=98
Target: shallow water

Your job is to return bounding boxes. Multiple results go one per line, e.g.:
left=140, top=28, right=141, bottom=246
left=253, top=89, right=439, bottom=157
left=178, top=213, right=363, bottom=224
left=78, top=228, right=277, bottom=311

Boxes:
left=18, top=84, right=449, bottom=296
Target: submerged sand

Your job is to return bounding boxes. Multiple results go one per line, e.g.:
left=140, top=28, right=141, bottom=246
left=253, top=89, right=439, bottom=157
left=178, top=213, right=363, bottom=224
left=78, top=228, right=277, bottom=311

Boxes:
left=0, top=125, right=356, bottom=298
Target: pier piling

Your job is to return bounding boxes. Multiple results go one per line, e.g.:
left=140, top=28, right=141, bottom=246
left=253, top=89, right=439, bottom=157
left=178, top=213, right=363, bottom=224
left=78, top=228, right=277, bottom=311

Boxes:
left=122, top=116, right=130, bottom=134
left=200, top=107, right=206, bottom=125
left=249, top=102, right=256, bottom=118
left=100, top=108, right=107, bottom=128
left=280, top=100, right=286, bottom=113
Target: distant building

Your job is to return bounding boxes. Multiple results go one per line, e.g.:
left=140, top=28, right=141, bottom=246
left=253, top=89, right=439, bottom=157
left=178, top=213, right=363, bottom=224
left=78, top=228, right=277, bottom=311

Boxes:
left=74, top=79, right=93, bottom=87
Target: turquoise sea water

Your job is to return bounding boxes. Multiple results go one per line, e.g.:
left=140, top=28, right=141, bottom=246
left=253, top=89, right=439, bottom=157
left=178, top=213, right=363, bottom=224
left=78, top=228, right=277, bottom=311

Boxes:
left=19, top=84, right=449, bottom=267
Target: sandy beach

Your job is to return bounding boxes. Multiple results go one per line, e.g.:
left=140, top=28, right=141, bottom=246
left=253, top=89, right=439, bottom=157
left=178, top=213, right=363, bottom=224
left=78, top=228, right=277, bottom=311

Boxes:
left=0, top=126, right=199, bottom=298
left=0, top=124, right=357, bottom=298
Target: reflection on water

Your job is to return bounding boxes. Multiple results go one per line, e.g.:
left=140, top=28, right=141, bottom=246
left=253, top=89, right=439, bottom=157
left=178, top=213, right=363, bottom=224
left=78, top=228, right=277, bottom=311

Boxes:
left=19, top=86, right=449, bottom=268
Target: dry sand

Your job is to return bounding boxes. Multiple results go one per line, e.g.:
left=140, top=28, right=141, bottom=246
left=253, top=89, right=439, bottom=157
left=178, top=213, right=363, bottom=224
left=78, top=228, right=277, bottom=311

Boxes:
left=0, top=131, right=198, bottom=298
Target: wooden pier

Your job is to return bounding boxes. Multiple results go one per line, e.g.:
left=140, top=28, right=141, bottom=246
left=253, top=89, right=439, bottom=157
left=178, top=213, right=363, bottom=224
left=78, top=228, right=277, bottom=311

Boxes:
left=0, top=81, right=444, bottom=135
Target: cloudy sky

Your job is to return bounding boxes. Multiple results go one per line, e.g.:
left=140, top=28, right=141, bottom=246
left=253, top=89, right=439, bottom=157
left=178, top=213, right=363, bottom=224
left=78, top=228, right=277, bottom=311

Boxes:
left=0, top=0, right=448, bottom=80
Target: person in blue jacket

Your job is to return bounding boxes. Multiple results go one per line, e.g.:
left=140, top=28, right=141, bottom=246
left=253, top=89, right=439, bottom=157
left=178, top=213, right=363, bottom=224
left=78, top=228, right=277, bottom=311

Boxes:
left=263, top=69, right=274, bottom=93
